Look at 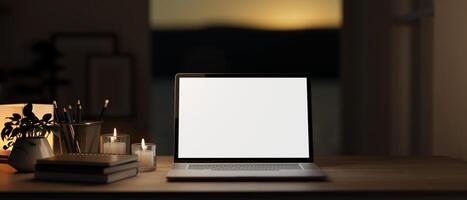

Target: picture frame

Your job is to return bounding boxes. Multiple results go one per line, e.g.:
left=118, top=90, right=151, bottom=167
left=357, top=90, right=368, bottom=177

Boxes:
left=52, top=33, right=117, bottom=54
left=87, top=55, right=133, bottom=118
left=52, top=33, right=117, bottom=109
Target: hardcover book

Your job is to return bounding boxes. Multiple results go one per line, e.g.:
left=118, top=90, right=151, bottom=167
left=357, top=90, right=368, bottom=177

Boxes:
left=37, top=153, right=137, bottom=167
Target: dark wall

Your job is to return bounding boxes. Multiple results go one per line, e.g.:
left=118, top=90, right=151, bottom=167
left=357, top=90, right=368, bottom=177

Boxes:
left=0, top=0, right=151, bottom=141
left=152, top=27, right=339, bottom=77
left=341, top=0, right=394, bottom=155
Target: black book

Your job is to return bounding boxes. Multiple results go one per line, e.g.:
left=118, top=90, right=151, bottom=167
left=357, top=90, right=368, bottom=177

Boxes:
left=36, top=161, right=139, bottom=174
left=35, top=168, right=138, bottom=183
left=37, top=153, right=137, bottom=167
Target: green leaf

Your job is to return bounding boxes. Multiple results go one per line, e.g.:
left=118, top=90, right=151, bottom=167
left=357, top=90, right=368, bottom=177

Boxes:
left=5, top=127, right=12, bottom=138
left=12, top=113, right=21, bottom=120
left=30, top=115, right=39, bottom=123
left=11, top=128, right=20, bottom=138
left=20, top=118, right=30, bottom=125
left=1, top=128, right=7, bottom=141
left=1, top=126, right=12, bottom=141
left=23, top=103, right=33, bottom=118
left=19, top=125, right=28, bottom=134
left=42, top=113, right=52, bottom=122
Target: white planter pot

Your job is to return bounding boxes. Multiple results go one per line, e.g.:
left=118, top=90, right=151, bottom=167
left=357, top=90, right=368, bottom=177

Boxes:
left=8, top=137, right=54, bottom=172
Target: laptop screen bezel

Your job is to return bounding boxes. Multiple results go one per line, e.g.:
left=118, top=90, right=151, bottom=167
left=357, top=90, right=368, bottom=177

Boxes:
left=174, top=73, right=313, bottom=163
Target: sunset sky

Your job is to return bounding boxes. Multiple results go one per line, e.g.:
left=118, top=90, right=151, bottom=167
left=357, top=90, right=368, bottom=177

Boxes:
left=150, top=0, right=342, bottom=30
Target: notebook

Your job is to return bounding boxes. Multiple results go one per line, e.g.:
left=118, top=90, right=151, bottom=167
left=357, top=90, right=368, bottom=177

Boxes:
left=35, top=168, right=138, bottom=183
left=37, top=153, right=137, bottom=167
left=36, top=161, right=139, bottom=174
left=35, top=153, right=139, bottom=183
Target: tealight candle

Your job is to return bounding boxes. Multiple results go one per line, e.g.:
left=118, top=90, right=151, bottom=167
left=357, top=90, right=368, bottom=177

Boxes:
left=100, top=128, right=130, bottom=154
left=132, top=138, right=156, bottom=172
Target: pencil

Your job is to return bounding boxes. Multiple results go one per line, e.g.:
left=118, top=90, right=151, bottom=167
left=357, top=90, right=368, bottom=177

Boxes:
left=98, top=99, right=110, bottom=120
left=64, top=107, right=80, bottom=153
left=76, top=100, right=82, bottom=123
left=62, top=108, right=72, bottom=153
left=52, top=100, right=61, bottom=122
left=67, top=105, right=74, bottom=123
left=75, top=100, right=82, bottom=153
left=63, top=107, right=69, bottom=122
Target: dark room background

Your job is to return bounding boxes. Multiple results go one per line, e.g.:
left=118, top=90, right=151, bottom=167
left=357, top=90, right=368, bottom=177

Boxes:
left=3, top=0, right=467, bottom=161
left=149, top=0, right=342, bottom=155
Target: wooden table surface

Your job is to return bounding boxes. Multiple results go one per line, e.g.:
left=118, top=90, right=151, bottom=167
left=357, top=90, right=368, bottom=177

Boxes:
left=1, top=156, right=467, bottom=198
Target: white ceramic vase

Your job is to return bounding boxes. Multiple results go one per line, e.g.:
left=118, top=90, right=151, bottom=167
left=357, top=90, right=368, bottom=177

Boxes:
left=8, top=137, right=54, bottom=172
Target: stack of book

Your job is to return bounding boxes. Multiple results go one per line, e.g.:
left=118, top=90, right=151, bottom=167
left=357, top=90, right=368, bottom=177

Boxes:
left=35, top=153, right=138, bottom=183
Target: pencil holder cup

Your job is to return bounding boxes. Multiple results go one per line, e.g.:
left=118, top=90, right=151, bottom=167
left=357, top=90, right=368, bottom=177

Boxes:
left=59, top=121, right=103, bottom=154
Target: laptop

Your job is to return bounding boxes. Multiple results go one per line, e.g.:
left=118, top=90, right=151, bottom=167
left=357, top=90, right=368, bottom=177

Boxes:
left=166, top=73, right=326, bottom=181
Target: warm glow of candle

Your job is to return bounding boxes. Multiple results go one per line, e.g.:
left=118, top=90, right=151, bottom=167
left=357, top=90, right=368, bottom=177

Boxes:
left=103, top=128, right=126, bottom=154
left=111, top=128, right=117, bottom=143
left=141, top=138, right=147, bottom=150
left=133, top=138, right=155, bottom=171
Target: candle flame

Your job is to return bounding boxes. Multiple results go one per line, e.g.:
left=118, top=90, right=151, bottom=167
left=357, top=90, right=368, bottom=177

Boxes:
left=142, top=138, right=147, bottom=150
left=113, top=128, right=117, bottom=137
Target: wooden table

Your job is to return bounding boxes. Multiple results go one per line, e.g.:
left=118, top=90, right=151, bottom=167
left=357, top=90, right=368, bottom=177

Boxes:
left=1, top=156, right=467, bottom=199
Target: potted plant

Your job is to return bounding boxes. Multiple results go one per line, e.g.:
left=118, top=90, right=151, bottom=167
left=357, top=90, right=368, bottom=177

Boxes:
left=1, top=103, right=60, bottom=172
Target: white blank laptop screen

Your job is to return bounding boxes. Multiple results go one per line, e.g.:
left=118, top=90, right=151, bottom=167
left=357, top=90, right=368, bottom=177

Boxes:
left=178, top=77, right=310, bottom=158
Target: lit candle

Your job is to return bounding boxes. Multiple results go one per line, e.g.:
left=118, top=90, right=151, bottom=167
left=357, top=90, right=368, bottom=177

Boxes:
left=102, top=128, right=126, bottom=154
left=132, top=138, right=155, bottom=171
